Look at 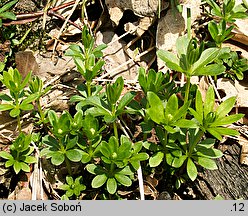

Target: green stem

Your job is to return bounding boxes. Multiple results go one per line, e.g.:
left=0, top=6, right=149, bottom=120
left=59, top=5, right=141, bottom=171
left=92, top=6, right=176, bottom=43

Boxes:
left=113, top=121, right=118, bottom=140
left=187, top=7, right=191, bottom=40
left=86, top=81, right=91, bottom=97
left=188, top=130, right=204, bottom=156
left=37, top=99, right=45, bottom=124
left=184, top=76, right=191, bottom=105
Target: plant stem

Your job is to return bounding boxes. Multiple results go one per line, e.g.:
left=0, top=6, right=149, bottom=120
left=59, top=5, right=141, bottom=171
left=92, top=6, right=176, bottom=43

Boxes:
left=184, top=76, right=191, bottom=105
left=86, top=81, right=91, bottom=97
left=113, top=121, right=118, bottom=139
left=187, top=7, right=191, bottom=40
left=37, top=99, right=45, bottom=124
left=188, top=130, right=204, bottom=156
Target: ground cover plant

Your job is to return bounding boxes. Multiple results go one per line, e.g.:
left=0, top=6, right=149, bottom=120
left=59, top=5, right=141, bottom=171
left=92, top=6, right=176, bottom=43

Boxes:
left=0, top=0, right=247, bottom=200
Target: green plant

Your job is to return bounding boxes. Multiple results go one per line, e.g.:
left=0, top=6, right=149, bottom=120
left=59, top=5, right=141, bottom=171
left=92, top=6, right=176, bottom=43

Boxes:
left=81, top=77, right=136, bottom=139
left=0, top=132, right=36, bottom=174
left=40, top=110, right=84, bottom=175
left=77, top=113, right=106, bottom=164
left=0, top=68, right=38, bottom=132
left=28, top=76, right=51, bottom=125
left=143, top=91, right=196, bottom=168
left=206, top=0, right=248, bottom=22
left=157, top=36, right=225, bottom=104
left=208, top=19, right=234, bottom=47
left=0, top=0, right=17, bottom=27
left=86, top=135, right=148, bottom=195
left=66, top=25, right=106, bottom=97
left=60, top=176, right=86, bottom=200
left=189, top=86, right=244, bottom=140
left=217, top=48, right=248, bottom=80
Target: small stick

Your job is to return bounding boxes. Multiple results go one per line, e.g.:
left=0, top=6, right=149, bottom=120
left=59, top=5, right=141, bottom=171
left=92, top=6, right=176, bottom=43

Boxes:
left=99, top=46, right=155, bottom=79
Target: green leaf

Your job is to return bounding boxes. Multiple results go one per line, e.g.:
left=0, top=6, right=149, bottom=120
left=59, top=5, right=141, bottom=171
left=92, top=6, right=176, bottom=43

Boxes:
left=20, top=162, right=30, bottom=172
left=204, top=86, right=215, bottom=118
left=107, top=178, right=117, bottom=194
left=86, top=164, right=105, bottom=175
left=24, top=156, right=37, bottom=164
left=187, top=158, right=197, bottom=181
left=91, top=174, right=108, bottom=188
left=192, top=48, right=220, bottom=72
left=66, top=149, right=82, bottom=162
left=0, top=104, right=14, bottom=111
left=13, top=161, right=22, bottom=174
left=117, top=166, right=134, bottom=175
left=174, top=119, right=198, bottom=128
left=172, top=155, right=187, bottom=168
left=20, top=71, right=32, bottom=89
left=146, top=91, right=165, bottom=124
left=51, top=152, right=65, bottom=166
left=0, top=0, right=18, bottom=14
left=0, top=151, right=13, bottom=160
left=22, top=93, right=39, bottom=105
left=19, top=103, right=33, bottom=111
left=197, top=157, right=218, bottom=170
left=81, top=152, right=91, bottom=163
left=211, top=114, right=244, bottom=127
left=207, top=128, right=223, bottom=140
left=131, top=153, right=149, bottom=161
left=114, top=173, right=132, bottom=186
left=10, top=108, right=20, bottom=118
left=165, top=94, right=178, bottom=116
left=211, top=127, right=240, bottom=137
left=196, top=146, right=223, bottom=158
left=157, top=50, right=183, bottom=72
left=176, top=35, right=189, bottom=57
left=193, top=64, right=225, bottom=76
left=149, top=152, right=164, bottom=167
left=215, top=96, right=236, bottom=118
left=208, top=21, right=218, bottom=40
left=116, top=92, right=135, bottom=115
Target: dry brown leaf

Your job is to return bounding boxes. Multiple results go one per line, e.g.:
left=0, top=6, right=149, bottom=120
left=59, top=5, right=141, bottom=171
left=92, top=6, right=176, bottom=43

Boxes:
left=156, top=9, right=185, bottom=72
left=15, top=51, right=39, bottom=78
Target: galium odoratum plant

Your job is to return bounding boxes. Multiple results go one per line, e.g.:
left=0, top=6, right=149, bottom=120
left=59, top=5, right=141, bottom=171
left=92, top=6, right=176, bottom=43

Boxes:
left=66, top=25, right=107, bottom=98
left=28, top=76, right=51, bottom=125
left=60, top=176, right=86, bottom=200
left=144, top=85, right=243, bottom=188
left=41, top=110, right=86, bottom=176
left=86, top=135, right=149, bottom=195
left=81, top=76, right=136, bottom=139
left=206, top=0, right=248, bottom=23
left=157, top=36, right=225, bottom=104
left=0, top=132, right=36, bottom=174
left=0, top=68, right=38, bottom=133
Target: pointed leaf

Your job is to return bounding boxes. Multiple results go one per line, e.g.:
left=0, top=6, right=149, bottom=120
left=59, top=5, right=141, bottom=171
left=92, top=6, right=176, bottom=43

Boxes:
left=187, top=158, right=197, bottom=181
left=157, top=50, right=183, bottom=72
left=192, top=48, right=220, bottom=72
left=147, top=91, right=165, bottom=124
left=197, top=157, right=218, bottom=170
left=193, top=64, right=225, bottom=76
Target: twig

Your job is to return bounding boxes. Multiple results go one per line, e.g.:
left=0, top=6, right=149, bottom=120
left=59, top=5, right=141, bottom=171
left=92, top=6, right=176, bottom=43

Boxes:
left=99, top=46, right=155, bottom=79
